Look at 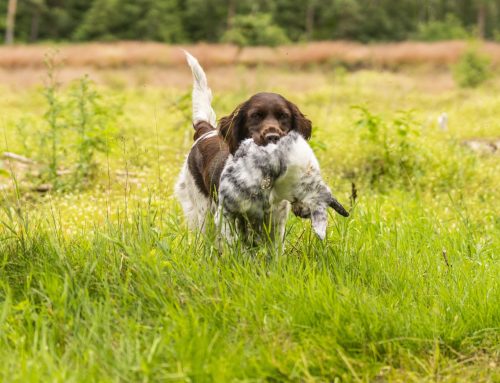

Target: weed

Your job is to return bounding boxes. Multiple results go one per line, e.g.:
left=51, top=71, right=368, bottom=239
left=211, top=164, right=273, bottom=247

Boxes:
left=30, top=61, right=122, bottom=191
left=453, top=44, right=491, bottom=88
left=68, top=75, right=120, bottom=187
left=351, top=106, right=424, bottom=189
left=42, top=51, right=66, bottom=185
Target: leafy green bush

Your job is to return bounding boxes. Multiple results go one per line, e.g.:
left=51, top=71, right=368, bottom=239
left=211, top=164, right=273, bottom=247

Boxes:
left=351, top=106, right=425, bottom=189
left=36, top=57, right=122, bottom=190
left=347, top=106, right=481, bottom=193
left=415, top=14, right=469, bottom=41
left=453, top=46, right=491, bottom=88
left=222, top=13, right=289, bottom=47
left=68, top=76, right=121, bottom=187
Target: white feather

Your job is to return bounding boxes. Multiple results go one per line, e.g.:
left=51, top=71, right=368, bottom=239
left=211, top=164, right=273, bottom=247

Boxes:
left=437, top=112, right=448, bottom=131
left=183, top=50, right=217, bottom=126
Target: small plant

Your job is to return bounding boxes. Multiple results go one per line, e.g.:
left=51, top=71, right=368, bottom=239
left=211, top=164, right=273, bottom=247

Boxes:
left=453, top=45, right=491, bottom=88
left=68, top=76, right=120, bottom=187
left=351, top=106, right=423, bottom=188
left=35, top=56, right=121, bottom=191
left=42, top=51, right=66, bottom=185
left=222, top=13, right=289, bottom=47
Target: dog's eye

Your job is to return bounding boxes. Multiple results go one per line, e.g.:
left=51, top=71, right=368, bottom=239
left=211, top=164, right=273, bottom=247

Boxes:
left=277, top=112, right=290, bottom=120
left=250, top=111, right=264, bottom=119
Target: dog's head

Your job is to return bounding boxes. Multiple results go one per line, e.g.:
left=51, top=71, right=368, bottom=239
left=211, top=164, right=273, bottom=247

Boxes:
left=218, top=92, right=312, bottom=154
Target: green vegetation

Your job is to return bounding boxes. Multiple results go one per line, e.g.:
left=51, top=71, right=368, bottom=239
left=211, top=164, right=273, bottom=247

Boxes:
left=453, top=45, right=492, bottom=88
left=222, top=13, right=290, bottom=47
left=415, top=14, right=470, bottom=41
left=2, top=0, right=500, bottom=44
left=0, top=67, right=499, bottom=381
left=17, top=54, right=122, bottom=190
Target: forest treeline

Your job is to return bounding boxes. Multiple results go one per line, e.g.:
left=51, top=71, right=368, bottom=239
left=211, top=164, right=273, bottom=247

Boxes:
left=2, top=0, right=500, bottom=45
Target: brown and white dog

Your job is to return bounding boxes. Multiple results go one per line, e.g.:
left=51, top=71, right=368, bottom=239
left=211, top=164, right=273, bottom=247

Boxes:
left=175, top=52, right=314, bottom=237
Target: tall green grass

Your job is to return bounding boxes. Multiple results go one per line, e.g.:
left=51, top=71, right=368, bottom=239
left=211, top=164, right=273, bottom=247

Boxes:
left=0, top=69, right=499, bottom=381
left=0, top=192, right=498, bottom=381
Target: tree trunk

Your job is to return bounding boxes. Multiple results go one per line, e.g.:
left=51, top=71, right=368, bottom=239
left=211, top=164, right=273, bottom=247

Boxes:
left=306, top=0, right=315, bottom=41
left=30, top=7, right=41, bottom=42
left=227, top=0, right=235, bottom=29
left=477, top=1, right=486, bottom=39
left=5, top=0, right=18, bottom=45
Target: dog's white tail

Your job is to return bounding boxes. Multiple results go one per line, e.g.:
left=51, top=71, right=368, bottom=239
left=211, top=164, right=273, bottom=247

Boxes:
left=183, top=50, right=217, bottom=127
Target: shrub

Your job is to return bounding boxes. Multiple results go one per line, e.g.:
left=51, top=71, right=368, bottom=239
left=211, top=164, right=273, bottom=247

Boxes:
left=42, top=52, right=66, bottom=185
left=222, top=13, right=290, bottom=47
left=415, top=14, right=469, bottom=41
left=350, top=106, right=425, bottom=189
left=68, top=76, right=121, bottom=187
left=35, top=58, right=121, bottom=190
left=452, top=46, right=491, bottom=88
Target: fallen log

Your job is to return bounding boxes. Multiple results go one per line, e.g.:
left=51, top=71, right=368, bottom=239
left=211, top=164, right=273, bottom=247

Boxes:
left=2, top=152, right=36, bottom=164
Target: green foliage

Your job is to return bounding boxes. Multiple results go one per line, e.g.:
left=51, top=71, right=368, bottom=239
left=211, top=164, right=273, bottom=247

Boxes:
left=4, top=0, right=499, bottom=44
left=453, top=45, right=492, bottom=88
left=41, top=52, right=66, bottom=184
left=68, top=76, right=120, bottom=187
left=2, top=0, right=92, bottom=42
left=222, top=13, right=290, bottom=47
left=74, top=0, right=185, bottom=42
left=180, top=0, right=230, bottom=43
left=36, top=59, right=121, bottom=190
left=415, top=14, right=469, bottom=41
left=494, top=29, right=500, bottom=42
left=351, top=106, right=425, bottom=189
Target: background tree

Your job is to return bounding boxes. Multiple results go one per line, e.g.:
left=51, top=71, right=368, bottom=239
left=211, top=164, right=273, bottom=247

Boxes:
left=222, top=13, right=289, bottom=47
left=5, top=0, right=17, bottom=44
left=75, top=0, right=184, bottom=42
left=1, top=0, right=500, bottom=44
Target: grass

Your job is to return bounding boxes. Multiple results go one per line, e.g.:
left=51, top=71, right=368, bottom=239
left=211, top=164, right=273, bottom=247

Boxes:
left=0, top=62, right=499, bottom=381
left=0, top=41, right=500, bottom=70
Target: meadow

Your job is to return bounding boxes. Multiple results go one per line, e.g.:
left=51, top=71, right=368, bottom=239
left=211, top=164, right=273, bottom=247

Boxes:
left=0, top=43, right=499, bottom=382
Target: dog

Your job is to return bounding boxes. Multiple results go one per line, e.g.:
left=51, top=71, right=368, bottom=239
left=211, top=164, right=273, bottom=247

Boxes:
left=175, top=51, right=318, bottom=238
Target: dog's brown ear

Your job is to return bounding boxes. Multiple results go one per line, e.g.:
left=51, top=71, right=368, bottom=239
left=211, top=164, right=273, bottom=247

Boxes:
left=218, top=103, right=247, bottom=154
left=287, top=101, right=312, bottom=140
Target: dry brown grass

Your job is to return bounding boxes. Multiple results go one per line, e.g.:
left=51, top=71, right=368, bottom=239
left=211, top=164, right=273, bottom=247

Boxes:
left=0, top=64, right=463, bottom=92
left=1, top=41, right=500, bottom=70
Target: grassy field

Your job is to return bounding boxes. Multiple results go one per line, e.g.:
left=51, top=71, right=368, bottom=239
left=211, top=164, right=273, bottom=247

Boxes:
left=0, top=50, right=499, bottom=381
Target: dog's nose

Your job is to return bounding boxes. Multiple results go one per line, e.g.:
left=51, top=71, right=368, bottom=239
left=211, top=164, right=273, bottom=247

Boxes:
left=264, top=133, right=281, bottom=145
